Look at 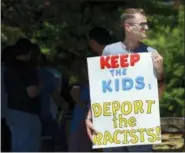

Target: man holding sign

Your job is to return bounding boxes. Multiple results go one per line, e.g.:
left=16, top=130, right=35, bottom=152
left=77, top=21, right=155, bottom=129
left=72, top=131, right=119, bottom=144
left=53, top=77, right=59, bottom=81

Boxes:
left=86, top=8, right=165, bottom=152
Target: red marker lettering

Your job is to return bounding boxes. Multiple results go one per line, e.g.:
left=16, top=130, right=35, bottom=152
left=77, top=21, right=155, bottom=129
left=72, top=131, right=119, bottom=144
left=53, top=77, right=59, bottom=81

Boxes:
left=130, top=54, right=140, bottom=66
left=120, top=54, right=129, bottom=68
left=111, top=55, right=119, bottom=68
left=100, top=54, right=140, bottom=69
left=100, top=56, right=111, bottom=69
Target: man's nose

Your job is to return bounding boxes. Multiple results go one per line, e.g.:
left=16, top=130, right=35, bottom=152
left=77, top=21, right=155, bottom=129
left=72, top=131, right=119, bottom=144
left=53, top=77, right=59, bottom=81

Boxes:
left=144, top=24, right=149, bottom=30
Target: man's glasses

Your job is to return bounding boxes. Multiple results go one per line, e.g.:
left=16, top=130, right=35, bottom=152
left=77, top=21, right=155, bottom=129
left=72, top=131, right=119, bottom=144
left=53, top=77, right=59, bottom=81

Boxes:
left=126, top=22, right=149, bottom=29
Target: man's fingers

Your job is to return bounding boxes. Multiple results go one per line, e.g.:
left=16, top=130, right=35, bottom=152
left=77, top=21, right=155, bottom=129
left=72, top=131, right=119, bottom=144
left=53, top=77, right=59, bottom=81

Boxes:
left=151, top=52, right=163, bottom=65
left=152, top=51, right=163, bottom=59
left=151, top=51, right=158, bottom=60
left=154, top=50, right=162, bottom=57
left=86, top=120, right=97, bottom=134
left=90, top=124, right=98, bottom=134
left=87, top=126, right=94, bottom=142
left=86, top=120, right=97, bottom=142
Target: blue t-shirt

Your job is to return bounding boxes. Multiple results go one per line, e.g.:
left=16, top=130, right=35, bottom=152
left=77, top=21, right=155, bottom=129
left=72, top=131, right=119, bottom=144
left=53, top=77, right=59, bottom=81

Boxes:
left=80, top=84, right=90, bottom=103
left=70, top=84, right=90, bottom=133
left=37, top=68, right=58, bottom=119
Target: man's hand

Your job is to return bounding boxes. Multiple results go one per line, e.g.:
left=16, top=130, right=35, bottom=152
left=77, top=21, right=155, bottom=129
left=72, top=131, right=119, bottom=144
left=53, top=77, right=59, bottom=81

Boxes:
left=52, top=90, right=68, bottom=111
left=85, top=108, right=97, bottom=142
left=151, top=51, right=165, bottom=99
left=85, top=117, right=97, bottom=142
left=151, top=51, right=164, bottom=80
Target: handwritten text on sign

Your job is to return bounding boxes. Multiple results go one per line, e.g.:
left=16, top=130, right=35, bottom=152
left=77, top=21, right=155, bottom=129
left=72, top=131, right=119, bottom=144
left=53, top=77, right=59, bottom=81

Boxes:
left=87, top=53, right=161, bottom=149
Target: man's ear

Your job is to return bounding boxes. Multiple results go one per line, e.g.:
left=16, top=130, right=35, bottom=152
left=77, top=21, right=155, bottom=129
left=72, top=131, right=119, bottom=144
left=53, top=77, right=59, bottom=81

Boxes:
left=89, top=39, right=95, bottom=46
left=91, top=39, right=97, bottom=45
left=124, top=23, right=131, bottom=32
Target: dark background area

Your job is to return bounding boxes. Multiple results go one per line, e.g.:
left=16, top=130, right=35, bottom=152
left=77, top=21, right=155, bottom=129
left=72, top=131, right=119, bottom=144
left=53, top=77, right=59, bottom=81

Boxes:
left=1, top=0, right=184, bottom=117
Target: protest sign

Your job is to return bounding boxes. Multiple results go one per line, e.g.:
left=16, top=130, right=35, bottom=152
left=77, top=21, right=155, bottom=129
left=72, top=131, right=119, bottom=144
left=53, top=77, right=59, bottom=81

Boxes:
left=87, top=53, right=161, bottom=149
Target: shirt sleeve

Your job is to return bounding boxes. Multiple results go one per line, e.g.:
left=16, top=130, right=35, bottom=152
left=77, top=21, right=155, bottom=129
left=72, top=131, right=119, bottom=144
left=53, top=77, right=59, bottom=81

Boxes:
left=80, top=86, right=90, bottom=105
left=49, top=72, right=59, bottom=94
left=102, top=46, right=111, bottom=56
left=147, top=46, right=158, bottom=53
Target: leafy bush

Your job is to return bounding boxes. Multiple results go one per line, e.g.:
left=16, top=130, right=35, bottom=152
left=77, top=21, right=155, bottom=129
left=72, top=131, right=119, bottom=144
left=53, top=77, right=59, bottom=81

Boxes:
left=144, top=6, right=184, bottom=117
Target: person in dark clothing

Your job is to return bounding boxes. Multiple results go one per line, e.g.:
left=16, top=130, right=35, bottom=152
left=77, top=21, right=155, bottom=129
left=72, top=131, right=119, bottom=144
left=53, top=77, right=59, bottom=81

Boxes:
left=68, top=27, right=112, bottom=152
left=54, top=76, right=76, bottom=151
left=1, top=45, right=15, bottom=152
left=30, top=44, right=69, bottom=151
left=4, top=38, right=42, bottom=152
left=68, top=58, right=92, bottom=152
left=60, top=77, right=76, bottom=112
left=88, top=26, right=112, bottom=55
left=1, top=119, right=11, bottom=152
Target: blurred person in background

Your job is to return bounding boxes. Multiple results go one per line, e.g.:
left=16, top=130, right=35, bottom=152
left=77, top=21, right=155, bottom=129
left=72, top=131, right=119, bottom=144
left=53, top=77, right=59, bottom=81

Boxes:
left=68, top=26, right=112, bottom=152
left=88, top=26, right=112, bottom=56
left=68, top=58, right=92, bottom=152
left=1, top=45, right=15, bottom=152
left=4, top=38, right=41, bottom=152
left=31, top=44, right=68, bottom=151
left=54, top=75, right=76, bottom=151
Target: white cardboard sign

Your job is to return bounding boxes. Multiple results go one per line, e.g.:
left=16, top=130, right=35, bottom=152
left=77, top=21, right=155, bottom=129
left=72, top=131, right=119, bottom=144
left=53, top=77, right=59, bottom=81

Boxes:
left=87, top=53, right=161, bottom=149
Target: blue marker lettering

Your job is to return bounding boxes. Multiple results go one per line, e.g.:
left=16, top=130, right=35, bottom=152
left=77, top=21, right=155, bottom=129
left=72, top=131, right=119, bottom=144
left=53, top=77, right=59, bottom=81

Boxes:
left=122, top=78, right=133, bottom=90
left=102, top=80, right=112, bottom=93
left=109, top=69, right=114, bottom=77
left=135, top=76, right=145, bottom=90
left=122, top=69, right=127, bottom=75
left=115, top=69, right=121, bottom=76
left=114, top=79, right=119, bottom=91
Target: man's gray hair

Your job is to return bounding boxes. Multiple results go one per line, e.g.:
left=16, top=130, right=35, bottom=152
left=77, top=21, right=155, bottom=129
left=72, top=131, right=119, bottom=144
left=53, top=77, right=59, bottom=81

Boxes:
left=120, top=8, right=146, bottom=24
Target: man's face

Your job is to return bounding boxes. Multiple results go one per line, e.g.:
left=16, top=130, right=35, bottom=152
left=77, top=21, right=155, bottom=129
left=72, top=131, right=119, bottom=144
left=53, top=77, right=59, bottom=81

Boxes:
left=17, top=51, right=32, bottom=61
left=125, top=13, right=149, bottom=40
left=89, top=39, right=98, bottom=53
left=24, top=51, right=32, bottom=61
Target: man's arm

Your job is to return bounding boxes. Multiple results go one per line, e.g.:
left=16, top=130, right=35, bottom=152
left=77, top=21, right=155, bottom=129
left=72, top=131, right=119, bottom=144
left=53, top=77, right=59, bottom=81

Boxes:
left=151, top=50, right=165, bottom=100
left=47, top=71, right=68, bottom=110
left=70, top=86, right=88, bottom=108
left=156, top=58, right=165, bottom=100
left=52, top=90, right=68, bottom=110
left=85, top=108, right=97, bottom=142
left=158, top=80, right=165, bottom=100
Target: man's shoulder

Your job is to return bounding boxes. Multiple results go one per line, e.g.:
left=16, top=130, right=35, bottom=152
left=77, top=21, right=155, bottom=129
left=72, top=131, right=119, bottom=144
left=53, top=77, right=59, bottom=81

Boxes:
left=146, top=46, right=158, bottom=53
left=104, top=42, right=121, bottom=50
left=142, top=42, right=157, bottom=52
left=103, top=42, right=123, bottom=55
left=105, top=42, right=158, bottom=52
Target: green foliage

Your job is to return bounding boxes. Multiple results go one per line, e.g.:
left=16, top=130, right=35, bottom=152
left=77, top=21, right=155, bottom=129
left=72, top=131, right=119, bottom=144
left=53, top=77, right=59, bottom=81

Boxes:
left=144, top=6, right=184, bottom=117
left=2, top=0, right=184, bottom=116
left=1, top=25, right=25, bottom=47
